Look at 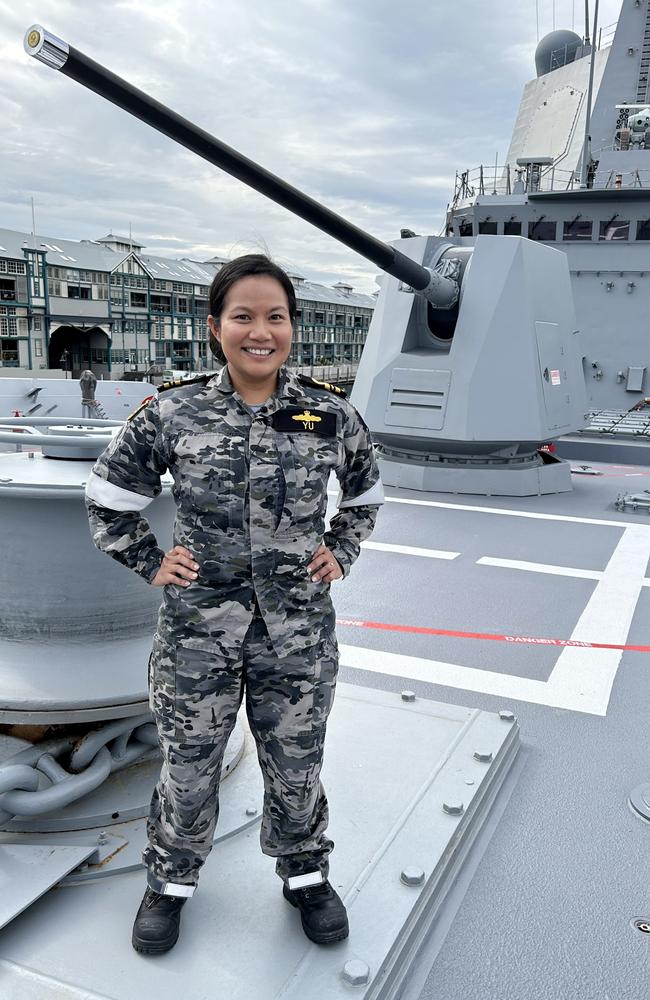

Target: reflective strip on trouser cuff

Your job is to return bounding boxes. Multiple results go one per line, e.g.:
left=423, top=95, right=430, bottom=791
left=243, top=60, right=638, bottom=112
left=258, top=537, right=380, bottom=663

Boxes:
left=287, top=871, right=324, bottom=891
left=147, top=872, right=196, bottom=898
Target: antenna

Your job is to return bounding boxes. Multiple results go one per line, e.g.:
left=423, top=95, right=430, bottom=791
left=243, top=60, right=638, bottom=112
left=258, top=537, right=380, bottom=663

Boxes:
left=584, top=0, right=591, bottom=46
left=580, top=0, right=599, bottom=189
left=30, top=196, right=36, bottom=238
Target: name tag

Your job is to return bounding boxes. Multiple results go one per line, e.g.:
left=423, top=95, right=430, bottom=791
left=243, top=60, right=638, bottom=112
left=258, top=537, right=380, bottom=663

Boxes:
left=272, top=407, right=337, bottom=437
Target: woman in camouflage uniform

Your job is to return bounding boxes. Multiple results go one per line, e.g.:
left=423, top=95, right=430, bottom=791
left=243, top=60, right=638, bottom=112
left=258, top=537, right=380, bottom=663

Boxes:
left=85, top=254, right=383, bottom=955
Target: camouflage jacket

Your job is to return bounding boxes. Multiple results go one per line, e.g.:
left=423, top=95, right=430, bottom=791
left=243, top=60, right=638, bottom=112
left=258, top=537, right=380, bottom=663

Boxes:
left=85, top=364, right=383, bottom=657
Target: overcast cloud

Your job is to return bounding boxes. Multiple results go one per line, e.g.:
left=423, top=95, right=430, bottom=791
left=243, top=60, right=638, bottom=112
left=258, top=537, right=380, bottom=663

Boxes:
left=0, top=0, right=622, bottom=292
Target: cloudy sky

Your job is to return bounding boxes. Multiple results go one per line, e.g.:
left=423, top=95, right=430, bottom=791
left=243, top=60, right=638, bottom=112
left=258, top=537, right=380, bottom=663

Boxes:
left=0, top=0, right=622, bottom=292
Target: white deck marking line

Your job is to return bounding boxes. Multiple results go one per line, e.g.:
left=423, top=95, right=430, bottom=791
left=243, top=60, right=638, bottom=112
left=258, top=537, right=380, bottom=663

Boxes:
left=542, top=524, right=650, bottom=714
left=479, top=556, right=650, bottom=590
left=381, top=495, right=634, bottom=529
left=330, top=490, right=633, bottom=530
left=338, top=643, right=596, bottom=714
left=477, top=557, right=602, bottom=580
left=360, top=541, right=459, bottom=560
left=340, top=523, right=650, bottom=716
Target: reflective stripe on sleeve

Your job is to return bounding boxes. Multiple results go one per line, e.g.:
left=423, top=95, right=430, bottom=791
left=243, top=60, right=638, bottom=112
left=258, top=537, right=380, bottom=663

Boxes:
left=337, top=478, right=385, bottom=509
left=85, top=471, right=155, bottom=512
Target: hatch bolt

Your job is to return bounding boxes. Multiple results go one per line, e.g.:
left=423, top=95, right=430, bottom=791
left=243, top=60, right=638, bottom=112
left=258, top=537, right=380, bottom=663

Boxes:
left=342, top=960, right=371, bottom=986
left=400, top=866, right=425, bottom=887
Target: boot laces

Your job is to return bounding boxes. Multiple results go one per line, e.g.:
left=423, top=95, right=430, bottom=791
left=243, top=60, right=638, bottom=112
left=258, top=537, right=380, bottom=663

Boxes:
left=144, top=888, right=185, bottom=910
left=301, top=881, right=332, bottom=903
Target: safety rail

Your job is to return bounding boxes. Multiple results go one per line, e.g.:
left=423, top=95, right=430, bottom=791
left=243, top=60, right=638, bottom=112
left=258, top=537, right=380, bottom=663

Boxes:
left=452, top=164, right=578, bottom=206
left=452, top=162, right=650, bottom=207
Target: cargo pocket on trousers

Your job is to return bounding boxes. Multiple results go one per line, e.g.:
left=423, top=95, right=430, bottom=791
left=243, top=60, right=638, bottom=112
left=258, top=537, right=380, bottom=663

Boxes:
left=312, top=629, right=339, bottom=729
left=149, top=633, right=177, bottom=740
left=173, top=636, right=224, bottom=744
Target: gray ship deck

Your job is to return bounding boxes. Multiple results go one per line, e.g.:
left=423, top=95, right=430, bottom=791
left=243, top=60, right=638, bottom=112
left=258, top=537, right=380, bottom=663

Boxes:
left=335, top=462, right=650, bottom=1000
left=1, top=453, right=649, bottom=998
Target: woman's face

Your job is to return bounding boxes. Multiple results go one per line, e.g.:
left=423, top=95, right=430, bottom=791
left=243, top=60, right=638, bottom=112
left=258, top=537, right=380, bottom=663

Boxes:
left=208, top=275, right=293, bottom=386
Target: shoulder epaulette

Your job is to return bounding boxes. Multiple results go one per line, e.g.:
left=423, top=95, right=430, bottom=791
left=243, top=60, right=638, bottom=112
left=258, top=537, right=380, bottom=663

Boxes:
left=127, top=375, right=212, bottom=421
left=297, top=374, right=347, bottom=398
left=158, top=374, right=211, bottom=393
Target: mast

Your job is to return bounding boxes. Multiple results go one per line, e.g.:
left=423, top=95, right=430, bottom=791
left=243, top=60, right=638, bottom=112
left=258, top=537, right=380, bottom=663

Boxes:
left=580, top=0, right=599, bottom=188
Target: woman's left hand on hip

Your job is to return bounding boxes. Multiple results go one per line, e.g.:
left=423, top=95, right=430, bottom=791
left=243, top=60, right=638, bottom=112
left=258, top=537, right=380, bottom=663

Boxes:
left=307, top=543, right=343, bottom=583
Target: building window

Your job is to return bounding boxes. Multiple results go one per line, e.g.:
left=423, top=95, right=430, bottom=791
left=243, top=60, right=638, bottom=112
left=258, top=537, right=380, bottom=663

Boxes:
left=7, top=261, right=25, bottom=275
left=34, top=339, right=43, bottom=357
left=458, top=218, right=473, bottom=236
left=636, top=220, right=650, bottom=240
left=0, top=279, right=16, bottom=301
left=130, top=292, right=147, bottom=308
left=151, top=294, right=171, bottom=313
left=478, top=221, right=498, bottom=234
left=563, top=220, right=593, bottom=241
left=48, top=280, right=61, bottom=296
left=504, top=221, right=521, bottom=235
left=177, top=296, right=188, bottom=313
left=600, top=220, right=629, bottom=241
left=67, top=285, right=91, bottom=299
left=0, top=339, right=19, bottom=365
left=335, top=313, right=344, bottom=326
left=33, top=315, right=41, bottom=331
left=528, top=220, right=557, bottom=241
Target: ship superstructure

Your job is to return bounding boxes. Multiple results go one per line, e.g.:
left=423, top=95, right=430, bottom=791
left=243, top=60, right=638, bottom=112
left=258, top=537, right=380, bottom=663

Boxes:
left=447, top=0, right=650, bottom=417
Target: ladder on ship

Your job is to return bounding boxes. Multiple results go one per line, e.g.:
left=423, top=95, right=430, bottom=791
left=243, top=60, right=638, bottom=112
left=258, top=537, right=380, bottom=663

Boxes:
left=636, top=5, right=650, bottom=104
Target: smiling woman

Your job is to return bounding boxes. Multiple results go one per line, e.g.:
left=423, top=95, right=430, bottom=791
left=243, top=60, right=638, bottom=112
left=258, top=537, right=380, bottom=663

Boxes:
left=84, top=251, right=384, bottom=954
left=207, top=255, right=296, bottom=404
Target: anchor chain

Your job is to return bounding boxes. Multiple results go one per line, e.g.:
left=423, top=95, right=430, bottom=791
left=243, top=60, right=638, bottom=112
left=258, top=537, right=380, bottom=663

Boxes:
left=0, top=713, right=159, bottom=824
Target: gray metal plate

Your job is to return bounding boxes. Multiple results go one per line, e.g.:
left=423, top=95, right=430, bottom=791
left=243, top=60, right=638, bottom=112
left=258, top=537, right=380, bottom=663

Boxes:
left=0, top=683, right=519, bottom=1000
left=0, top=843, right=97, bottom=929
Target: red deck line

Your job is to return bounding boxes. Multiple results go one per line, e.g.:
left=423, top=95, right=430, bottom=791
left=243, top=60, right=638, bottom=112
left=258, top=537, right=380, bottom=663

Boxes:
left=335, top=617, right=650, bottom=653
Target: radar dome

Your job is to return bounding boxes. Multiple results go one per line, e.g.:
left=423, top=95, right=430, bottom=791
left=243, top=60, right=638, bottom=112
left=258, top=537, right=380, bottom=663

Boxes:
left=535, top=29, right=582, bottom=77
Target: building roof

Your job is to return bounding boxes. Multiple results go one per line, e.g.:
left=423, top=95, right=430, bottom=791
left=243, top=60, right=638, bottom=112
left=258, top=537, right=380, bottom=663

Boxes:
left=292, top=279, right=375, bottom=309
left=97, top=233, right=144, bottom=248
left=0, top=227, right=375, bottom=307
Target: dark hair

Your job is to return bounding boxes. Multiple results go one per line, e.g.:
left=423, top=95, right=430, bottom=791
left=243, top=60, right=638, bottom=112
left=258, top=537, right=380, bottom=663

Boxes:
left=208, top=254, right=297, bottom=362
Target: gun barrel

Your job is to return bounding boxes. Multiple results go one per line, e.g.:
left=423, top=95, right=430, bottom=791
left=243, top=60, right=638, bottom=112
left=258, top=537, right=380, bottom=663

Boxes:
left=24, top=25, right=441, bottom=296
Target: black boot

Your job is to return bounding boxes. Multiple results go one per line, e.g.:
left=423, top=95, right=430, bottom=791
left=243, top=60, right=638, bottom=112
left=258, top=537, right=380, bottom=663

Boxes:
left=132, top=887, right=187, bottom=955
left=283, top=880, right=349, bottom=944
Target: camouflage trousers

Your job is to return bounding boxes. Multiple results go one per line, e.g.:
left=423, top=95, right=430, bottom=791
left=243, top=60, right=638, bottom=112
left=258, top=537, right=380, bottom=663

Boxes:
left=142, top=606, right=339, bottom=895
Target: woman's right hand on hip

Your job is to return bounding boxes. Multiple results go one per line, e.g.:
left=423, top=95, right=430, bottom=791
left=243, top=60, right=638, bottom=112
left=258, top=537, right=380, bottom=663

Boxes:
left=151, top=546, right=199, bottom=587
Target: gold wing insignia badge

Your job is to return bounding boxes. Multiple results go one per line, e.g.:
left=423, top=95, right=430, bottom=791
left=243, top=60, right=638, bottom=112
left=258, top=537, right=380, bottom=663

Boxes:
left=291, top=409, right=322, bottom=431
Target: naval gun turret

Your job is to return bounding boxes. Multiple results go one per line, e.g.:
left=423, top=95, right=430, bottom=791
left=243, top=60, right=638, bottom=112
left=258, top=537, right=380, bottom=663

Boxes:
left=24, top=24, right=586, bottom=498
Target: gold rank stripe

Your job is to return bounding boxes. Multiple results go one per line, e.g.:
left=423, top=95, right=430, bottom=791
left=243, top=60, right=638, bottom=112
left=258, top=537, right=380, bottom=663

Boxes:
left=311, top=377, right=343, bottom=394
left=297, top=373, right=346, bottom=396
left=127, top=395, right=155, bottom=421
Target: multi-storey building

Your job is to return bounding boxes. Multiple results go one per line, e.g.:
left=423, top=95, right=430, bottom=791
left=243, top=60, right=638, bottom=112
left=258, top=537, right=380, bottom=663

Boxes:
left=0, top=228, right=375, bottom=378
